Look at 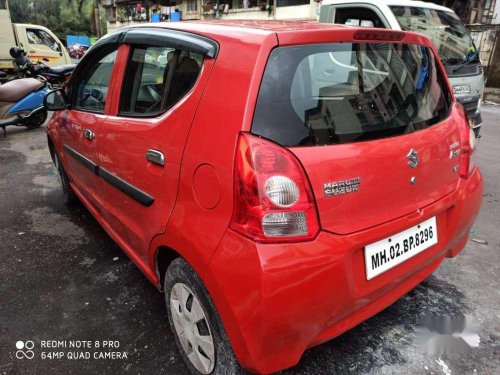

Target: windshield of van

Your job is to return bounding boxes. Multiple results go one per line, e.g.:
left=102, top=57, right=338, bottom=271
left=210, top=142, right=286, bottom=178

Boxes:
left=390, top=6, right=477, bottom=64
left=251, top=43, right=451, bottom=147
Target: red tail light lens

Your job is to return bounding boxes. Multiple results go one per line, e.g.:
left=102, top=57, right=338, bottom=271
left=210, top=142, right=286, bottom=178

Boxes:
left=456, top=103, right=477, bottom=179
left=230, top=133, right=320, bottom=243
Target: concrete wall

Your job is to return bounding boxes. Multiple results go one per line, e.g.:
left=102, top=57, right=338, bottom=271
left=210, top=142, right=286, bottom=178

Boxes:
left=485, top=31, right=500, bottom=88
left=106, top=3, right=318, bottom=31
left=218, top=3, right=316, bottom=20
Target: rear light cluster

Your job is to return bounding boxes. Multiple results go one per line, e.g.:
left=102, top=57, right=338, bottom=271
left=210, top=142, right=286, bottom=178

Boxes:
left=353, top=30, right=405, bottom=41
left=456, top=103, right=477, bottom=179
left=230, top=133, right=319, bottom=243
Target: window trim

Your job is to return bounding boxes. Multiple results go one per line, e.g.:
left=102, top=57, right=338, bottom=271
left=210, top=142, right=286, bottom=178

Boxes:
left=85, top=27, right=219, bottom=59
left=123, top=28, right=218, bottom=58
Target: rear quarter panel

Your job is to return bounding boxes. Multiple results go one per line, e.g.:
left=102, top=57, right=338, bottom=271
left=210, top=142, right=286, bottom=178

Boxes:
left=149, top=32, right=278, bottom=280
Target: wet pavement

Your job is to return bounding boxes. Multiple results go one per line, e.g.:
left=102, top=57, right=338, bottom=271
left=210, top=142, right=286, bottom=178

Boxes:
left=0, top=107, right=499, bottom=374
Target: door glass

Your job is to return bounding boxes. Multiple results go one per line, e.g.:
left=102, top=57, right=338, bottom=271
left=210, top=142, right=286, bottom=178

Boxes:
left=26, top=29, right=61, bottom=51
left=119, top=46, right=202, bottom=117
left=74, top=49, right=118, bottom=113
left=390, top=6, right=476, bottom=64
left=334, top=7, right=385, bottom=28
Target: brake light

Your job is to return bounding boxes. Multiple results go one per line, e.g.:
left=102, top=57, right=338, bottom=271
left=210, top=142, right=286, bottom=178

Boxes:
left=230, top=133, right=319, bottom=243
left=353, top=30, right=405, bottom=41
left=456, top=103, right=477, bottom=179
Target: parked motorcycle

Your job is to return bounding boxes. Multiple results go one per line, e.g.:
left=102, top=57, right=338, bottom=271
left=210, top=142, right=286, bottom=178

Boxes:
left=0, top=76, right=49, bottom=136
left=10, top=47, right=75, bottom=88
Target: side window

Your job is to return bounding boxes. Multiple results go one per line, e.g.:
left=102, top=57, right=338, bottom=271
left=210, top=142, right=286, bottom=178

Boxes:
left=73, top=48, right=118, bottom=113
left=26, top=29, right=61, bottom=52
left=334, top=7, right=386, bottom=28
left=119, top=46, right=202, bottom=117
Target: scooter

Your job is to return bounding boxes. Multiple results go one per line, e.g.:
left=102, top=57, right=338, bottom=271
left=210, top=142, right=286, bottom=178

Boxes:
left=0, top=76, right=49, bottom=136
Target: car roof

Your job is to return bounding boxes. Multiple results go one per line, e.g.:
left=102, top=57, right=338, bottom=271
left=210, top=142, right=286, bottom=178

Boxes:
left=107, top=19, right=436, bottom=52
left=124, top=20, right=350, bottom=39
left=321, top=0, right=454, bottom=13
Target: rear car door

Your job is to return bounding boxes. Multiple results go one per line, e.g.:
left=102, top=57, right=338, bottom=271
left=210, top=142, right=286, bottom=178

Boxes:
left=58, top=45, right=119, bottom=209
left=96, top=29, right=217, bottom=261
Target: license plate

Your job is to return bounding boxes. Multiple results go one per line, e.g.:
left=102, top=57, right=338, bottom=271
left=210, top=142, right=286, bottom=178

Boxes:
left=453, top=84, right=471, bottom=95
left=364, top=217, right=438, bottom=280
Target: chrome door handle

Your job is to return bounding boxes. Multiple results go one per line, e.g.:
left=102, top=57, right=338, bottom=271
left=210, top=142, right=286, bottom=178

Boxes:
left=146, top=149, right=164, bottom=166
left=83, top=129, right=95, bottom=140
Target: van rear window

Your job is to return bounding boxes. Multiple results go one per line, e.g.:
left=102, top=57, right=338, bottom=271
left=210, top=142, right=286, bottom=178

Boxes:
left=252, top=43, right=451, bottom=147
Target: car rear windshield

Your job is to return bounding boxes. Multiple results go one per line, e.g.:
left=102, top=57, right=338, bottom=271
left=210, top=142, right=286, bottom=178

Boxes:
left=251, top=43, right=452, bottom=147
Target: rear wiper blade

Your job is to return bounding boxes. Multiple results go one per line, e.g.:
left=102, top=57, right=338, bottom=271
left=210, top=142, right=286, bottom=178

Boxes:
left=451, top=51, right=480, bottom=73
left=452, top=58, right=474, bottom=74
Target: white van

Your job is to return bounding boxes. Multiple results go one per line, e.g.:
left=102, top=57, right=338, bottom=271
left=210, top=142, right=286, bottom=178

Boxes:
left=0, top=1, right=72, bottom=73
left=319, top=0, right=485, bottom=135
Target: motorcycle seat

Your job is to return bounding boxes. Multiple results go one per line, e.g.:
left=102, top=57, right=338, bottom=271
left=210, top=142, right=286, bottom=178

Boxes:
left=49, top=64, right=76, bottom=75
left=0, top=78, right=44, bottom=102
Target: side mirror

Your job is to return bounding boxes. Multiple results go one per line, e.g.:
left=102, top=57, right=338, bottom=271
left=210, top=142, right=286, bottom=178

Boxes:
left=44, top=89, right=69, bottom=111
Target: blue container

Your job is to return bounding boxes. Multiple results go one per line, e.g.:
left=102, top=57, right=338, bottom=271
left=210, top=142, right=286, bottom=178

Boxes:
left=67, top=35, right=90, bottom=47
left=170, top=11, right=181, bottom=22
left=151, top=13, right=160, bottom=22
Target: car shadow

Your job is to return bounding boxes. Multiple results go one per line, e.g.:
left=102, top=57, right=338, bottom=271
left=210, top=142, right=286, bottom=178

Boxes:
left=280, top=276, right=469, bottom=374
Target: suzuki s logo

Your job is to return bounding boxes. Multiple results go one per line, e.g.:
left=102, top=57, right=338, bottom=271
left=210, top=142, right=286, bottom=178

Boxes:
left=407, top=149, right=419, bottom=169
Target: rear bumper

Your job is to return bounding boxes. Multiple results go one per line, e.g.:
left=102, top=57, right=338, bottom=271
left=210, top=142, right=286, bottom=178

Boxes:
left=208, top=167, right=483, bottom=374
left=456, top=95, right=483, bottom=136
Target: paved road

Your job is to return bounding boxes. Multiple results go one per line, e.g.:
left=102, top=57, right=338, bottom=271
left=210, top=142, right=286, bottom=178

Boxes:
left=0, top=107, right=499, bottom=374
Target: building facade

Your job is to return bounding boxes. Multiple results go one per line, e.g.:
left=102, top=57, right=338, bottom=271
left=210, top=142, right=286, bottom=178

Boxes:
left=100, top=0, right=320, bottom=32
left=429, top=0, right=498, bottom=25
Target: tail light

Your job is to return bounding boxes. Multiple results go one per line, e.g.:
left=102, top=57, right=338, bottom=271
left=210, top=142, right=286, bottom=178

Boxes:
left=230, top=133, right=319, bottom=243
left=353, top=30, right=405, bottom=41
left=456, top=103, right=477, bottom=179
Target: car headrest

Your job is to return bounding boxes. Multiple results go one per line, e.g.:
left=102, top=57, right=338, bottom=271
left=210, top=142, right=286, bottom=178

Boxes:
left=177, top=56, right=199, bottom=74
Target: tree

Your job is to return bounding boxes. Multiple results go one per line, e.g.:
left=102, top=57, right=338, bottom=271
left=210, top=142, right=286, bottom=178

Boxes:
left=8, top=0, right=98, bottom=40
left=9, top=0, right=32, bottom=23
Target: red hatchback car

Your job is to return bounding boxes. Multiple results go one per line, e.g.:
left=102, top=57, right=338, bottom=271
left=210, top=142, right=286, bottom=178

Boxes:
left=44, top=21, right=482, bottom=374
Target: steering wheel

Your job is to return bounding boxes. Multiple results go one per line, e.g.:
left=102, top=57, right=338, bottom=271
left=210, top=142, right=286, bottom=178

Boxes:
left=80, top=88, right=104, bottom=108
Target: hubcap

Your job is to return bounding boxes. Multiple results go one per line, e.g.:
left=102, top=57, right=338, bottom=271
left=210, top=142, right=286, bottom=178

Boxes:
left=170, top=283, right=215, bottom=374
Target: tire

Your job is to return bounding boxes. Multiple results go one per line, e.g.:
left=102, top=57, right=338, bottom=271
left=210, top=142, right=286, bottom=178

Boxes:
left=54, top=153, right=78, bottom=205
left=165, top=258, right=246, bottom=375
left=23, top=109, right=47, bottom=129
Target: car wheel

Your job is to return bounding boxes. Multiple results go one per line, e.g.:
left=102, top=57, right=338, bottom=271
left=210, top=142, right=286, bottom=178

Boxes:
left=54, top=153, right=78, bottom=205
left=165, top=258, right=246, bottom=375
